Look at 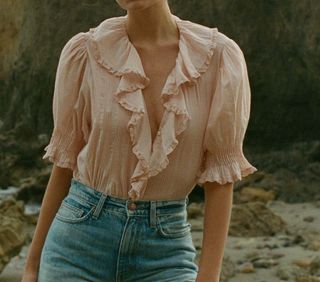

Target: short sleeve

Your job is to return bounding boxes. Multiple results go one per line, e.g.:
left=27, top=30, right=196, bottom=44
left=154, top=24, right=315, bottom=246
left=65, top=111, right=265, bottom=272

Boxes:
left=42, top=32, right=89, bottom=170
left=196, top=37, right=258, bottom=186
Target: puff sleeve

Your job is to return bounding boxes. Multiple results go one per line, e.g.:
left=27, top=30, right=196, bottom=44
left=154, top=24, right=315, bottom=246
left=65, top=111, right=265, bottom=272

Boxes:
left=196, top=38, right=257, bottom=186
left=42, top=32, right=89, bottom=171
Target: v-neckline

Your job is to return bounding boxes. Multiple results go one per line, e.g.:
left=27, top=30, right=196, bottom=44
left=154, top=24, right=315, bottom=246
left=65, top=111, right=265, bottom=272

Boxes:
left=88, top=14, right=218, bottom=200
left=120, top=14, right=183, bottom=149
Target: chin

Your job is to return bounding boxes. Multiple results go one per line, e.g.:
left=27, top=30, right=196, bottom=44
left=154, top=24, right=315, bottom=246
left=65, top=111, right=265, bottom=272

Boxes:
left=116, top=0, right=163, bottom=11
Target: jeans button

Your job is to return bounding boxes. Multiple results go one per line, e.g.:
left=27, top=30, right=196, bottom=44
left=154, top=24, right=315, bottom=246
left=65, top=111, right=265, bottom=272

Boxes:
left=128, top=202, right=137, bottom=210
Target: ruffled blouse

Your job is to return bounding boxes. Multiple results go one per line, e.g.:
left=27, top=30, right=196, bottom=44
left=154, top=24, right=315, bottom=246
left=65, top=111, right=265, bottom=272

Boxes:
left=42, top=14, right=258, bottom=201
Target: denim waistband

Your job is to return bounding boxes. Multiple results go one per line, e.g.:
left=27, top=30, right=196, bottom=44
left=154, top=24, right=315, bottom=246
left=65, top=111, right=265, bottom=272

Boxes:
left=69, top=178, right=189, bottom=214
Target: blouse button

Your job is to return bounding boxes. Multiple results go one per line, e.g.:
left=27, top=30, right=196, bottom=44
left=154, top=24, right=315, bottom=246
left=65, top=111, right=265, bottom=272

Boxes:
left=157, top=131, right=161, bottom=136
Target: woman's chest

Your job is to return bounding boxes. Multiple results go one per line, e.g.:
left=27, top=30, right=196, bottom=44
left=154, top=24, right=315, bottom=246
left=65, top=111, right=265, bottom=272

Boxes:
left=88, top=51, right=212, bottom=148
left=136, top=45, right=179, bottom=141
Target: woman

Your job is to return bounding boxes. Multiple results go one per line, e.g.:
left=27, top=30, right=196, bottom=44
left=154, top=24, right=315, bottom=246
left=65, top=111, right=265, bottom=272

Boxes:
left=22, top=0, right=257, bottom=281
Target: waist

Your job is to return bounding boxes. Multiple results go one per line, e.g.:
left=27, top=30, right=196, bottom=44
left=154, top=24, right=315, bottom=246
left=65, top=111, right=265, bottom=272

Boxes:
left=69, top=177, right=189, bottom=216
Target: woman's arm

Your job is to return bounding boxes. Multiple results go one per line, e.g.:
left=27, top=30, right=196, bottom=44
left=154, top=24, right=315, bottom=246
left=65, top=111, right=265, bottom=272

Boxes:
left=22, top=165, right=73, bottom=282
left=196, top=182, right=233, bottom=282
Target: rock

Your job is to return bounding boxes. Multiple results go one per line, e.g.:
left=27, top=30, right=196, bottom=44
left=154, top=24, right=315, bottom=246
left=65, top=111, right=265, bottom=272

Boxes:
left=308, top=239, right=320, bottom=251
left=252, top=258, right=278, bottom=268
left=220, top=256, right=236, bottom=282
left=250, top=141, right=320, bottom=203
left=238, top=261, right=255, bottom=273
left=17, top=173, right=49, bottom=203
left=0, top=198, right=28, bottom=274
left=23, top=201, right=41, bottom=225
left=310, top=256, right=320, bottom=276
left=0, top=186, right=22, bottom=200
left=303, top=216, right=315, bottom=222
left=187, top=202, right=204, bottom=219
left=233, top=170, right=267, bottom=191
left=229, top=202, right=287, bottom=237
left=194, top=248, right=236, bottom=282
left=296, top=276, right=320, bottom=282
left=292, top=234, right=308, bottom=246
left=244, top=251, right=279, bottom=268
left=276, top=265, right=292, bottom=280
left=263, top=242, right=281, bottom=249
left=270, top=252, right=285, bottom=259
left=312, top=201, right=320, bottom=208
left=234, top=238, right=257, bottom=249
left=189, top=218, right=203, bottom=232
left=239, top=186, right=276, bottom=203
left=290, top=256, right=320, bottom=281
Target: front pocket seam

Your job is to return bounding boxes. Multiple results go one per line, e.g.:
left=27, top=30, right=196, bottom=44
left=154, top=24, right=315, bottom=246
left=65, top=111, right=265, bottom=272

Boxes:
left=62, top=201, right=85, bottom=217
left=55, top=205, right=96, bottom=224
left=156, top=217, right=191, bottom=238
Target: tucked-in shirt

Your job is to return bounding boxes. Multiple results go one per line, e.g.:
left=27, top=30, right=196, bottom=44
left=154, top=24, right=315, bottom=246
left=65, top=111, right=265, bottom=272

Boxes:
left=42, top=14, right=258, bottom=201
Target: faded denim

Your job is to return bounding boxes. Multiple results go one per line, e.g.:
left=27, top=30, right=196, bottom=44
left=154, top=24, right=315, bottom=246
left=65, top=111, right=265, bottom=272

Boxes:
left=38, top=178, right=199, bottom=282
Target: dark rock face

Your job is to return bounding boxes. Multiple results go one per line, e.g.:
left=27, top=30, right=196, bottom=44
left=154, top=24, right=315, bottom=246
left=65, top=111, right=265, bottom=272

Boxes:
left=0, top=0, right=123, bottom=137
left=1, top=1, right=319, bottom=149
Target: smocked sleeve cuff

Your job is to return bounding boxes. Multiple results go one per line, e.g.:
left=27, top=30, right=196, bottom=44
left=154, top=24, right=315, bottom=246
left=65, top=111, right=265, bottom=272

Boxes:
left=195, top=147, right=258, bottom=186
left=42, top=131, right=79, bottom=171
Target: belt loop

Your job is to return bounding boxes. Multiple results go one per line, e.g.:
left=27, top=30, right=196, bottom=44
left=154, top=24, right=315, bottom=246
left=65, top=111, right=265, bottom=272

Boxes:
left=92, top=193, right=107, bottom=219
left=149, top=201, right=157, bottom=228
left=70, top=178, right=77, bottom=192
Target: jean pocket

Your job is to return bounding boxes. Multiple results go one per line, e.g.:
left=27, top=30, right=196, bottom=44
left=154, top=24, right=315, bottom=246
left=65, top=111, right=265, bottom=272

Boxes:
left=156, top=210, right=191, bottom=239
left=55, top=195, right=96, bottom=224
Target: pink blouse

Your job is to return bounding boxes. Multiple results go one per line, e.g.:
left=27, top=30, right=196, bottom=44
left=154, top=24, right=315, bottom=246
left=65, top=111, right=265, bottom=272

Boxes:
left=42, top=14, right=258, bottom=201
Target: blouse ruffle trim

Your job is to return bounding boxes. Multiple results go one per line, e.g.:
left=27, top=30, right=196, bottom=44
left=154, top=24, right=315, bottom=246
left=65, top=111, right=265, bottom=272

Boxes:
left=43, top=144, right=76, bottom=171
left=87, top=15, right=219, bottom=200
left=42, top=129, right=78, bottom=171
left=195, top=147, right=258, bottom=186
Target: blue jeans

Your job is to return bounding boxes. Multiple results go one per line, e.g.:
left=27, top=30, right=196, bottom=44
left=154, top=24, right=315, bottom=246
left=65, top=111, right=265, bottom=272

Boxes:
left=38, top=178, right=199, bottom=281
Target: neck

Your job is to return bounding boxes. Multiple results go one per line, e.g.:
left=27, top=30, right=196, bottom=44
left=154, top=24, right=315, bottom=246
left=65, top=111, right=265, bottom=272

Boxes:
left=124, top=2, right=178, bottom=47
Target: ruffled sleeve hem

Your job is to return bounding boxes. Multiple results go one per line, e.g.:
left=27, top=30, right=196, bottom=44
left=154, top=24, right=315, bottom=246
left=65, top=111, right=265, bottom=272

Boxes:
left=195, top=147, right=258, bottom=186
left=42, top=128, right=82, bottom=171
left=42, top=143, right=76, bottom=171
